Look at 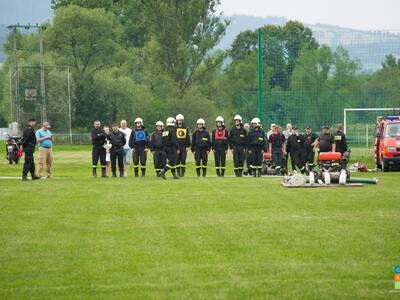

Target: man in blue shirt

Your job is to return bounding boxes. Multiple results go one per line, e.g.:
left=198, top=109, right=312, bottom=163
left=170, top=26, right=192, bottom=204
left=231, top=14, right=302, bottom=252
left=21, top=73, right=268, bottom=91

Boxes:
left=36, top=121, right=54, bottom=178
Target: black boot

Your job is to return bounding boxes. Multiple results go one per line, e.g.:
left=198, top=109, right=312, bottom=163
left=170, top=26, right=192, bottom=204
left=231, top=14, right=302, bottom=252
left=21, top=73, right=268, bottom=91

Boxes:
left=234, top=169, right=239, bottom=177
left=181, top=167, right=185, bottom=177
left=202, top=167, right=207, bottom=177
left=92, top=168, right=97, bottom=178
left=252, top=168, right=257, bottom=177
left=172, top=170, right=179, bottom=179
left=141, top=167, right=146, bottom=177
left=112, top=172, right=117, bottom=178
left=176, top=167, right=181, bottom=177
left=257, top=169, right=261, bottom=177
left=101, top=167, right=107, bottom=178
left=22, top=176, right=28, bottom=181
left=221, top=168, right=225, bottom=177
left=119, top=170, right=124, bottom=177
left=238, top=169, right=243, bottom=177
left=196, top=168, right=201, bottom=177
left=134, top=167, right=139, bottom=177
left=216, top=168, right=220, bottom=177
left=159, top=169, right=166, bottom=180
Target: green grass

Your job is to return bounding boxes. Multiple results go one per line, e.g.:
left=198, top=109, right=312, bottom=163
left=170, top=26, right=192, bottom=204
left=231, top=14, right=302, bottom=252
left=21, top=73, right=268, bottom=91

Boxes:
left=0, top=145, right=399, bottom=299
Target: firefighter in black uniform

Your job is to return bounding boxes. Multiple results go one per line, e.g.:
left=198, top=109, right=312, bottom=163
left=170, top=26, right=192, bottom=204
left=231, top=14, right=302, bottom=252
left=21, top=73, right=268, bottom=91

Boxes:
left=159, top=117, right=179, bottom=180
left=212, top=116, right=229, bottom=177
left=175, top=114, right=191, bottom=177
left=304, top=126, right=318, bottom=169
left=21, top=118, right=40, bottom=181
left=286, top=125, right=306, bottom=173
left=191, top=118, right=211, bottom=177
left=316, top=125, right=336, bottom=153
left=229, top=115, right=247, bottom=177
left=334, top=124, right=348, bottom=155
left=248, top=117, right=268, bottom=177
left=150, top=121, right=166, bottom=177
left=107, top=123, right=126, bottom=177
left=91, top=120, right=107, bottom=178
left=129, top=117, right=149, bottom=177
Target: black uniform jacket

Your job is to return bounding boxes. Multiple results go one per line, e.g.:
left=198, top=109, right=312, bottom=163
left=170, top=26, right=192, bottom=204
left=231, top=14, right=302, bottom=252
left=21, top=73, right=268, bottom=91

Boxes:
left=22, top=126, right=37, bottom=153
left=212, top=127, right=229, bottom=151
left=191, top=129, right=211, bottom=152
left=229, top=126, right=247, bottom=149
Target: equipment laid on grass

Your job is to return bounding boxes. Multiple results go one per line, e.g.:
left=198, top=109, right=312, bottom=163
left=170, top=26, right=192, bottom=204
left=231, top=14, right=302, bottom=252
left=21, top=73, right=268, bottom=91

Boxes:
left=282, top=150, right=378, bottom=188
left=260, top=152, right=286, bottom=176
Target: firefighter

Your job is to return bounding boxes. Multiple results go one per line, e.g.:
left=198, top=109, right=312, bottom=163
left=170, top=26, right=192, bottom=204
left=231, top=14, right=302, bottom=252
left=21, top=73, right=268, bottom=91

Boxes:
left=191, top=118, right=211, bottom=177
left=107, top=123, right=126, bottom=177
left=129, top=117, right=149, bottom=177
left=212, top=116, right=229, bottom=177
left=304, top=126, right=318, bottom=169
left=316, top=125, right=336, bottom=153
left=268, top=125, right=286, bottom=174
left=247, top=117, right=268, bottom=177
left=286, top=125, right=307, bottom=173
left=334, top=124, right=348, bottom=155
left=91, top=120, right=107, bottom=178
left=175, top=114, right=191, bottom=177
left=158, top=117, right=179, bottom=180
left=150, top=121, right=166, bottom=177
left=229, top=115, right=247, bottom=177
left=21, top=118, right=41, bottom=181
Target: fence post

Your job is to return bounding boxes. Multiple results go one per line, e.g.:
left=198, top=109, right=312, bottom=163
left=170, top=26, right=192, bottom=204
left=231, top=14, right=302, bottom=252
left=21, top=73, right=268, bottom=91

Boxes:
left=67, top=67, right=72, bottom=144
left=257, top=28, right=264, bottom=122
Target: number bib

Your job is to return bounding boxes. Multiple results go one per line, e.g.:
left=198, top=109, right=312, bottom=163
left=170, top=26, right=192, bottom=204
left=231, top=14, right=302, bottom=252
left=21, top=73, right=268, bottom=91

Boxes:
left=135, top=130, right=146, bottom=142
left=176, top=128, right=187, bottom=139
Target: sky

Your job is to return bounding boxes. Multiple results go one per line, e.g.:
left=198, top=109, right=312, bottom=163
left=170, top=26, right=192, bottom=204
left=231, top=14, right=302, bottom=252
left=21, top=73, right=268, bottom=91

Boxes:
left=219, top=0, right=399, bottom=31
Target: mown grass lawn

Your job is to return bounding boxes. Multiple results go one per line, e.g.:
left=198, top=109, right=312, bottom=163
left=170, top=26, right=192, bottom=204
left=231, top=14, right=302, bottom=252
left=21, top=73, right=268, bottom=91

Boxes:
left=0, top=145, right=399, bottom=299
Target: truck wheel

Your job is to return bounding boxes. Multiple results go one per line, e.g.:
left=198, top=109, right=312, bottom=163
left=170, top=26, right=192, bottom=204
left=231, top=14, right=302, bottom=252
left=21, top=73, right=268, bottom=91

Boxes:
left=382, top=158, right=390, bottom=172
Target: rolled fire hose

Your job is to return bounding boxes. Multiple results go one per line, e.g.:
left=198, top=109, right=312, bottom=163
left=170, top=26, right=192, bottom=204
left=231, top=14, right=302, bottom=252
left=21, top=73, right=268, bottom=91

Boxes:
left=347, top=177, right=379, bottom=184
left=286, top=174, right=306, bottom=187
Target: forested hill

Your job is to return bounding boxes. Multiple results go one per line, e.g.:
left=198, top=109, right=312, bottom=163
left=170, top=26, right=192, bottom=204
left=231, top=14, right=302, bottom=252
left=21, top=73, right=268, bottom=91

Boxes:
left=1, top=9, right=400, bottom=71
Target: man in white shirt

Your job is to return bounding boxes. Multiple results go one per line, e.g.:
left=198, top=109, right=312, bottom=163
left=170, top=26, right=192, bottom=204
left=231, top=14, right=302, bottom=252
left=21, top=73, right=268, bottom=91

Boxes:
left=283, top=123, right=293, bottom=140
left=119, top=120, right=132, bottom=177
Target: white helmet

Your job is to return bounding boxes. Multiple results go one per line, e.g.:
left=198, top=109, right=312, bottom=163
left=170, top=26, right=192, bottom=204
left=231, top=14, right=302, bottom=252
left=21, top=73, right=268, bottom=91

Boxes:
left=233, top=114, right=242, bottom=122
left=251, top=117, right=261, bottom=125
left=135, top=117, right=143, bottom=125
left=155, top=121, right=164, bottom=127
left=166, top=117, right=175, bottom=126
left=216, top=116, right=224, bottom=124
left=196, top=118, right=205, bottom=125
left=176, top=114, right=184, bottom=121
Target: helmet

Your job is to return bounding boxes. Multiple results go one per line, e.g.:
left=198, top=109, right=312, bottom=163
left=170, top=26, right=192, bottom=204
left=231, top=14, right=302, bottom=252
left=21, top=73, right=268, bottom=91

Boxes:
left=196, top=118, right=205, bottom=125
left=176, top=114, right=184, bottom=121
left=155, top=121, right=164, bottom=127
left=216, top=116, right=224, bottom=124
left=233, top=115, right=242, bottom=122
left=135, top=117, right=143, bottom=125
left=251, top=117, right=261, bottom=125
left=166, top=117, right=175, bottom=126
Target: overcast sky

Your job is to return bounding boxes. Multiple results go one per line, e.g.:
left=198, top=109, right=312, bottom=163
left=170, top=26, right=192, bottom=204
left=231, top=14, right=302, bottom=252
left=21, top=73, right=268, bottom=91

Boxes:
left=219, top=0, right=399, bottom=30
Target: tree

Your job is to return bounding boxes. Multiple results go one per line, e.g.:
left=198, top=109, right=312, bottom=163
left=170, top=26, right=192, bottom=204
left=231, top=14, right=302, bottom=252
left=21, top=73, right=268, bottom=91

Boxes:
left=229, top=30, right=257, bottom=60
left=382, top=54, right=400, bottom=69
left=140, top=0, right=228, bottom=95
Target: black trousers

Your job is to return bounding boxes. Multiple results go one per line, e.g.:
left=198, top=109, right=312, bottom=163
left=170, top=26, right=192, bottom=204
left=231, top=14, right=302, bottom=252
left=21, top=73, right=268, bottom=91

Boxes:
left=305, top=147, right=315, bottom=166
left=232, top=146, right=245, bottom=170
left=288, top=152, right=296, bottom=170
left=22, top=151, right=35, bottom=177
left=195, top=148, right=208, bottom=167
left=176, top=146, right=187, bottom=169
left=290, top=150, right=306, bottom=172
left=249, top=146, right=263, bottom=170
left=163, top=147, right=177, bottom=174
left=92, top=145, right=106, bottom=168
left=110, top=150, right=124, bottom=174
left=153, top=149, right=166, bottom=172
left=133, top=145, right=147, bottom=170
left=214, top=147, right=226, bottom=169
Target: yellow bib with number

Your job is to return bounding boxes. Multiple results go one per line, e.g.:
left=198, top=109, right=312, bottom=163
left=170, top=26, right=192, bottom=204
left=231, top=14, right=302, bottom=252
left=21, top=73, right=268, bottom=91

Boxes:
left=176, top=128, right=187, bottom=139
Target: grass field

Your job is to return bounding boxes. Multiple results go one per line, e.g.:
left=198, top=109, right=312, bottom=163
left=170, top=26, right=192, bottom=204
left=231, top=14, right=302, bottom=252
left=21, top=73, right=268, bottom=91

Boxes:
left=0, top=145, right=399, bottom=299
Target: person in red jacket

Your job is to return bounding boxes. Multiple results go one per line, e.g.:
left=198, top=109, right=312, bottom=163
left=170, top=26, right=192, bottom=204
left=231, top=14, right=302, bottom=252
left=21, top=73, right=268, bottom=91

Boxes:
left=212, top=116, right=229, bottom=177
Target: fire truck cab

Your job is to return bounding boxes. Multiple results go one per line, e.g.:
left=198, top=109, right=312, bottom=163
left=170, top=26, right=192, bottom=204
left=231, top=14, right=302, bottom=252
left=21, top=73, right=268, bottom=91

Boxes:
left=373, top=116, right=400, bottom=172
